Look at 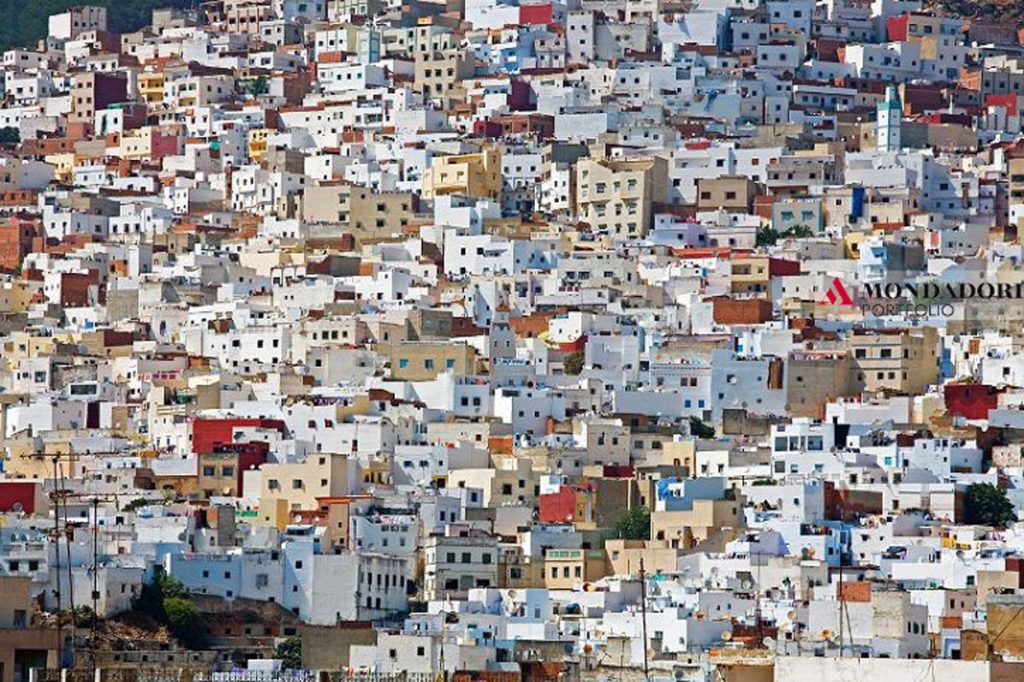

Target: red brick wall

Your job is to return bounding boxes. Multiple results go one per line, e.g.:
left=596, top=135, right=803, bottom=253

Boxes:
left=712, top=298, right=772, bottom=324
left=0, top=220, right=36, bottom=271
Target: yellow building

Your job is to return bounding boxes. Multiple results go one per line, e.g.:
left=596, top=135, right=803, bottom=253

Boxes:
left=44, top=152, right=76, bottom=183
left=248, top=128, right=271, bottom=163
left=730, top=255, right=772, bottom=294
left=0, top=332, right=58, bottom=361
left=424, top=146, right=502, bottom=201
left=138, top=71, right=165, bottom=104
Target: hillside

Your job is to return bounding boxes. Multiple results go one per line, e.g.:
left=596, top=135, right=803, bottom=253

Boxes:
left=0, top=0, right=194, bottom=52
left=929, top=0, right=1024, bottom=20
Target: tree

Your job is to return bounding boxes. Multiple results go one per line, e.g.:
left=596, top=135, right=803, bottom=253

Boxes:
left=756, top=227, right=780, bottom=247
left=615, top=506, right=651, bottom=540
left=785, top=224, right=814, bottom=239
left=963, top=483, right=1018, bottom=528
left=135, top=569, right=207, bottom=649
left=246, top=77, right=269, bottom=97
left=122, top=497, right=161, bottom=513
left=757, top=224, right=816, bottom=248
left=563, top=349, right=585, bottom=375
left=163, top=597, right=207, bottom=649
left=0, top=1, right=195, bottom=54
left=276, top=636, right=302, bottom=670
left=136, top=568, right=184, bottom=620
left=0, top=127, right=19, bottom=145
left=689, top=416, right=716, bottom=439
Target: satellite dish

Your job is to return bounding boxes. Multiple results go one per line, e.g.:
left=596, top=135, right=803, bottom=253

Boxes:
left=721, top=631, right=732, bottom=642
left=787, top=610, right=798, bottom=621
left=695, top=612, right=705, bottom=620
left=821, top=629, right=833, bottom=640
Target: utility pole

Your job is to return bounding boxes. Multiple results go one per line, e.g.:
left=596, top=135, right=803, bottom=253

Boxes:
left=60, top=463, right=78, bottom=637
left=91, top=496, right=100, bottom=681
left=50, top=457, right=63, bottom=671
left=438, top=599, right=448, bottom=682
left=639, top=558, right=649, bottom=681
left=755, top=551, right=763, bottom=648
left=837, top=562, right=843, bottom=658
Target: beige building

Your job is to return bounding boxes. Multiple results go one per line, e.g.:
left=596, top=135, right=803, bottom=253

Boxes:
left=786, top=351, right=859, bottom=419
left=414, top=48, right=476, bottom=103
left=575, top=156, right=668, bottom=238
left=259, top=453, right=358, bottom=527
left=302, top=182, right=418, bottom=242
left=605, top=539, right=681, bottom=576
left=696, top=175, right=758, bottom=212
left=447, top=457, right=541, bottom=508
left=651, top=497, right=745, bottom=548
left=1010, top=158, right=1024, bottom=227
left=423, top=146, right=502, bottom=201
left=379, top=341, right=478, bottom=381
left=543, top=548, right=608, bottom=589
left=847, top=327, right=939, bottom=394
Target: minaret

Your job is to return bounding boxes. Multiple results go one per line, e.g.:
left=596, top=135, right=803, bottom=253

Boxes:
left=876, top=85, right=902, bottom=152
